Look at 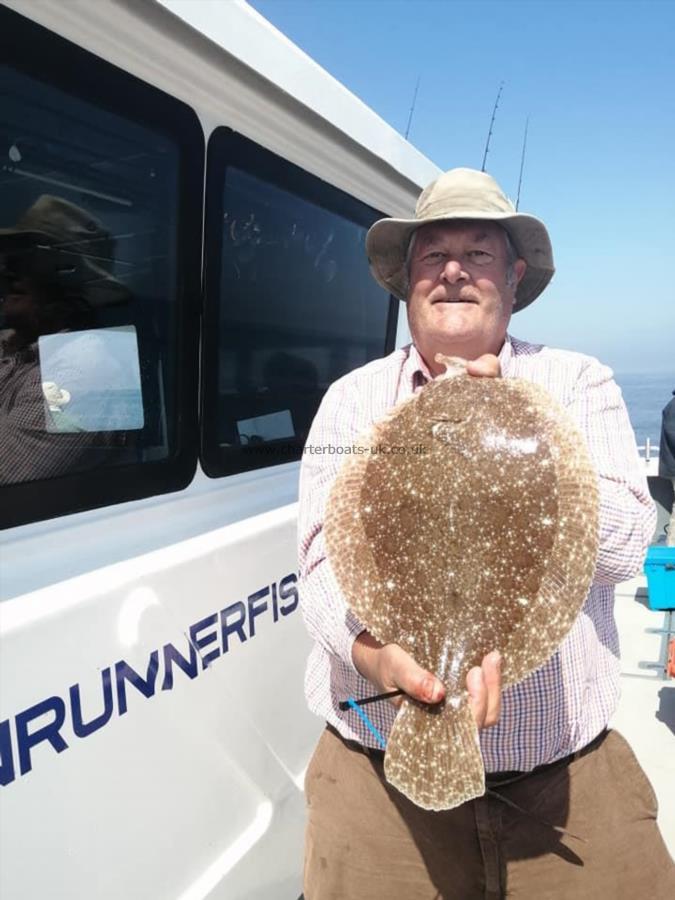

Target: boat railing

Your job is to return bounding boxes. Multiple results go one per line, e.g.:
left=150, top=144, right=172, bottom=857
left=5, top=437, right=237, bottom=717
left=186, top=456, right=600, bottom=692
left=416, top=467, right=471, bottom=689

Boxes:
left=637, top=439, right=663, bottom=470
left=638, top=438, right=656, bottom=462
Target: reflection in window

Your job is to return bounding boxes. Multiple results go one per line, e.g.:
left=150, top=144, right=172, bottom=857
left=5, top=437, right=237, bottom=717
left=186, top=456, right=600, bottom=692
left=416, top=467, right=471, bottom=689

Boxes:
left=203, top=158, right=393, bottom=475
left=39, top=326, right=144, bottom=433
left=0, top=66, right=179, bottom=484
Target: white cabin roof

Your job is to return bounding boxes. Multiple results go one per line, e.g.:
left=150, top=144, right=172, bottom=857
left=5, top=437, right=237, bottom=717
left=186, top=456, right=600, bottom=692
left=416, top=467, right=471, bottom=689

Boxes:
left=156, top=0, right=441, bottom=189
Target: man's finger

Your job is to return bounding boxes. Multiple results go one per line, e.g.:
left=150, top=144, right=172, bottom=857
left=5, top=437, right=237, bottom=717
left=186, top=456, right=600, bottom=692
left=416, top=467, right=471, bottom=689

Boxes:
left=482, top=651, right=502, bottom=727
left=390, top=646, right=445, bottom=704
left=466, top=665, right=487, bottom=727
left=466, top=354, right=501, bottom=378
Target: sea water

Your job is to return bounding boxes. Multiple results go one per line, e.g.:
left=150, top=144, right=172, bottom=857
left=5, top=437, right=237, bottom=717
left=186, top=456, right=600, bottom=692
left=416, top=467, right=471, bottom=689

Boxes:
left=614, top=372, right=674, bottom=450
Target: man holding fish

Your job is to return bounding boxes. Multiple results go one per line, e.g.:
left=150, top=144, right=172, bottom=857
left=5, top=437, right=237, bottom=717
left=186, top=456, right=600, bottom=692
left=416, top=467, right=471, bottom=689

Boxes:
left=298, top=168, right=674, bottom=898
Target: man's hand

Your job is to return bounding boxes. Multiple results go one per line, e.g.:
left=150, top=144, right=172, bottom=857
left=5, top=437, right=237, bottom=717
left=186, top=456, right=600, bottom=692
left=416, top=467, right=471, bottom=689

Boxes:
left=465, top=353, right=501, bottom=378
left=352, top=632, right=502, bottom=729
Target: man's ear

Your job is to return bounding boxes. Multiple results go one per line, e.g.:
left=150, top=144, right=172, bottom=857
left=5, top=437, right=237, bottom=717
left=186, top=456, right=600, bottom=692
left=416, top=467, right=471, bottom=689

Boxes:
left=514, top=258, right=527, bottom=284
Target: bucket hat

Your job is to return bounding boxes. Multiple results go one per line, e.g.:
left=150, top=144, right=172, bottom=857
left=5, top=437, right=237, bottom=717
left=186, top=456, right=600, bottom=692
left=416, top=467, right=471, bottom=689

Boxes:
left=0, top=195, right=130, bottom=308
left=366, top=168, right=554, bottom=312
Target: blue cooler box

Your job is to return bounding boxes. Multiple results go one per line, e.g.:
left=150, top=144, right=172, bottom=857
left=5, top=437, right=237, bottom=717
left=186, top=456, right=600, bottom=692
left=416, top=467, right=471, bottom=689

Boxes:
left=644, top=546, right=675, bottom=611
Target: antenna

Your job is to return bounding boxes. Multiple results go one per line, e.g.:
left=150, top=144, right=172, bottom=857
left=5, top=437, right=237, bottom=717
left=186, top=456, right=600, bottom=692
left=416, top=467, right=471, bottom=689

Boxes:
left=516, top=116, right=530, bottom=211
left=481, top=81, right=504, bottom=172
left=405, top=75, right=421, bottom=140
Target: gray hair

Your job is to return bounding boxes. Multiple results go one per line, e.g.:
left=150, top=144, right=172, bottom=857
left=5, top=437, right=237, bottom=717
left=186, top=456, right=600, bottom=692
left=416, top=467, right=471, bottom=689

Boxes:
left=404, top=224, right=521, bottom=294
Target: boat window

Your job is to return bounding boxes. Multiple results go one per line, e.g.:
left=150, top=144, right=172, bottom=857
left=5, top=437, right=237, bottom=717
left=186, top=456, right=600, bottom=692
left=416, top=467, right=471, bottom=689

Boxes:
left=201, top=129, right=397, bottom=477
left=0, top=6, right=203, bottom=529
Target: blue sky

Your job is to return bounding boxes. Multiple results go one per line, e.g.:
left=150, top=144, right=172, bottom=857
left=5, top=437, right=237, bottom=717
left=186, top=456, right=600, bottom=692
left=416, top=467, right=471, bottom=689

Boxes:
left=249, top=0, right=674, bottom=375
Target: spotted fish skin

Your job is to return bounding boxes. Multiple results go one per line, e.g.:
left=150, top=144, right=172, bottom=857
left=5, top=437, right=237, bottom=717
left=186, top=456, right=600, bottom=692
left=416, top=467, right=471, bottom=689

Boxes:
left=325, top=370, right=599, bottom=810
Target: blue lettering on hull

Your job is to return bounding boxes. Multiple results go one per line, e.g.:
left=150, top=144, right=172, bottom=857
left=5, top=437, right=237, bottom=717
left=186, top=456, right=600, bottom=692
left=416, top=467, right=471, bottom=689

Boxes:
left=0, top=573, right=299, bottom=786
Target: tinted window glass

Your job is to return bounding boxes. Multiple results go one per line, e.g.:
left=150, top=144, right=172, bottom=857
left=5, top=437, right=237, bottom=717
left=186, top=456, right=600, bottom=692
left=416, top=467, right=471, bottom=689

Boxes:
left=202, top=131, right=396, bottom=476
left=0, top=7, right=202, bottom=527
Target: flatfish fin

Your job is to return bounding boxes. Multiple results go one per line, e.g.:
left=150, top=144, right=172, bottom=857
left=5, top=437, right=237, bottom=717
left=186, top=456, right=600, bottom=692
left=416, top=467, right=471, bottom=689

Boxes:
left=384, top=697, right=484, bottom=811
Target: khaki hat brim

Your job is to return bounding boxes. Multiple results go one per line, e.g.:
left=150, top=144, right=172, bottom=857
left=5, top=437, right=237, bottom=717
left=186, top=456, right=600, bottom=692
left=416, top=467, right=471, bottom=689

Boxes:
left=366, top=209, right=554, bottom=312
left=0, top=226, right=130, bottom=309
left=0, top=226, right=48, bottom=242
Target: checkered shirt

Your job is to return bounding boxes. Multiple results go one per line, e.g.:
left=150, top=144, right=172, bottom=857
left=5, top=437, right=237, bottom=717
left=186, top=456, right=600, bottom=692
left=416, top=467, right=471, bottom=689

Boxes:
left=297, top=335, right=656, bottom=772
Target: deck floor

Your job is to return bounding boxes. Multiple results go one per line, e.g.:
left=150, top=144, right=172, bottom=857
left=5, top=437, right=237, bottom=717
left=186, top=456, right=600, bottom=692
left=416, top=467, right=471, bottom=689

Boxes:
left=611, top=572, right=674, bottom=858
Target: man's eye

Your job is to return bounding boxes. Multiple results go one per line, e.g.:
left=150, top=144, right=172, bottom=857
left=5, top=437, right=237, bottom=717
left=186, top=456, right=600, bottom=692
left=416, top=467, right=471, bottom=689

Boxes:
left=423, top=251, right=444, bottom=261
left=467, top=250, right=493, bottom=261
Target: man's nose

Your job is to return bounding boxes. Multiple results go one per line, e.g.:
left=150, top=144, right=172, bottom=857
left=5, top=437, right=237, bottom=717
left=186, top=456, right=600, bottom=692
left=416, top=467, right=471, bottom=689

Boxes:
left=440, top=258, right=468, bottom=283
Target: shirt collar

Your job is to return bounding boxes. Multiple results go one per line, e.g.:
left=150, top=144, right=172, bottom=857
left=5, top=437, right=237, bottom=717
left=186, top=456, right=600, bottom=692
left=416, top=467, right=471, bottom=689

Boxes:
left=498, top=333, right=513, bottom=373
left=403, top=343, right=433, bottom=391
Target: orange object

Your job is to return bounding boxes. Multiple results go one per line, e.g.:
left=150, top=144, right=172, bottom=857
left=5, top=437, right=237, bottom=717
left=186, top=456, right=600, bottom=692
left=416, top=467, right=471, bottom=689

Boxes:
left=668, top=639, right=675, bottom=679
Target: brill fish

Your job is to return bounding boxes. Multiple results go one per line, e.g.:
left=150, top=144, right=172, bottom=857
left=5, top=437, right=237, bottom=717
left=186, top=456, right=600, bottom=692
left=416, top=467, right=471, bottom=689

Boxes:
left=324, top=356, right=599, bottom=810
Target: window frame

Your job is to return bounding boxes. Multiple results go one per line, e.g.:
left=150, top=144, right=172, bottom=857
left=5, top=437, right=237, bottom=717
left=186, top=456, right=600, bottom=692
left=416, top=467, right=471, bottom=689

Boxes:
left=201, top=127, right=399, bottom=478
left=0, top=5, right=204, bottom=530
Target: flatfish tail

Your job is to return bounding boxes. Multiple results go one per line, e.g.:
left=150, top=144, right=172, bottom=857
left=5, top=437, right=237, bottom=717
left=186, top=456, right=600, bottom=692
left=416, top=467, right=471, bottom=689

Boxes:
left=384, top=696, right=484, bottom=811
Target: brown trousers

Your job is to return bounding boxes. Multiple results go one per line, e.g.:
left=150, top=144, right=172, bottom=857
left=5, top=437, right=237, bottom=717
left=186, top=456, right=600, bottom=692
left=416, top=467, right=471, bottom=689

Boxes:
left=304, top=725, right=675, bottom=899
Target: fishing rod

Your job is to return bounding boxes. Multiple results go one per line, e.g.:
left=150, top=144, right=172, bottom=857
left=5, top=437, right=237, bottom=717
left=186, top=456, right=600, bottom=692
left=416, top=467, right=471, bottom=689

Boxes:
left=481, top=80, right=504, bottom=172
left=405, top=75, right=421, bottom=140
left=516, top=116, right=530, bottom=211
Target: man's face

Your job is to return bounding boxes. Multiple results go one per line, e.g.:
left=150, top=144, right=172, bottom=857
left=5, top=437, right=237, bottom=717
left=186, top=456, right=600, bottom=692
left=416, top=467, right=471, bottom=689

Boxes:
left=0, top=255, right=42, bottom=335
left=406, top=221, right=526, bottom=368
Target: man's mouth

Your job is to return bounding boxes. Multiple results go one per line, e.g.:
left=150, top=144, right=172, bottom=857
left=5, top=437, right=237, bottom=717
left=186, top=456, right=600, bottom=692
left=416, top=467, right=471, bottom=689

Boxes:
left=432, top=298, right=478, bottom=304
